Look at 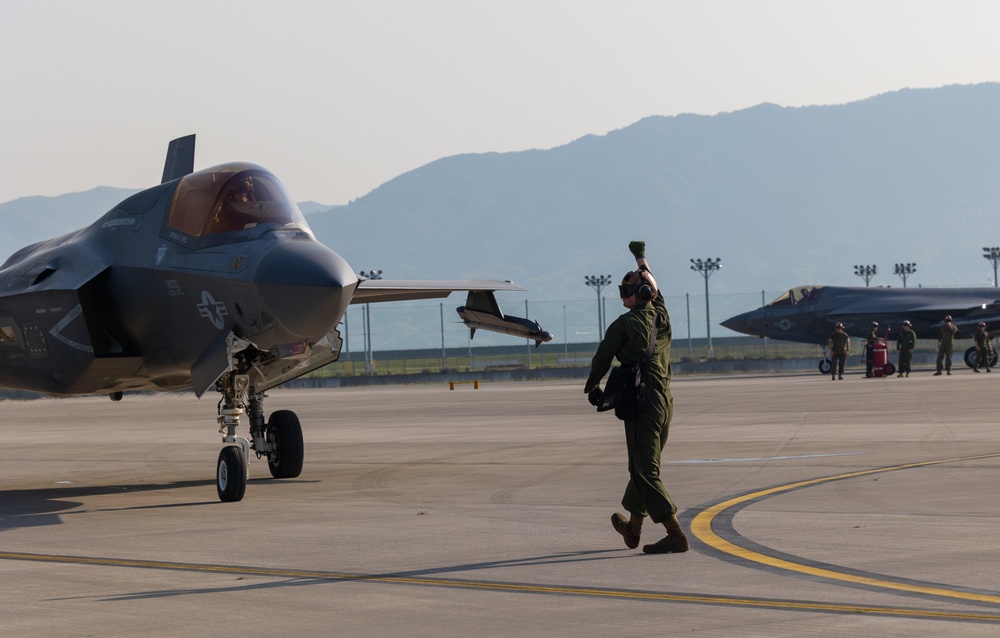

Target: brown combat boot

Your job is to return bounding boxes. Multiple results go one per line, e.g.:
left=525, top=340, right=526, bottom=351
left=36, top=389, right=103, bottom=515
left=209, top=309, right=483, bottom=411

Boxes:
left=611, top=512, right=642, bottom=549
left=642, top=514, right=689, bottom=554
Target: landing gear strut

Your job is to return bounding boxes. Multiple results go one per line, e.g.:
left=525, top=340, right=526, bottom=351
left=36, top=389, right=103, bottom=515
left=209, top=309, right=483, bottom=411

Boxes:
left=214, top=366, right=304, bottom=502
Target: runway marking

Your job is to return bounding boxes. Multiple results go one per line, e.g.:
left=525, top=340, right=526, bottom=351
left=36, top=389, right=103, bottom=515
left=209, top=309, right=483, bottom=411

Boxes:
left=690, top=452, right=1000, bottom=605
left=672, top=452, right=862, bottom=464
left=2, top=550, right=1000, bottom=622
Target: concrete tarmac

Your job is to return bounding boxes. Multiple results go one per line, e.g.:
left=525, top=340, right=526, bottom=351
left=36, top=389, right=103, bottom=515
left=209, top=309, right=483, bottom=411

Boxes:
left=2, top=370, right=999, bottom=637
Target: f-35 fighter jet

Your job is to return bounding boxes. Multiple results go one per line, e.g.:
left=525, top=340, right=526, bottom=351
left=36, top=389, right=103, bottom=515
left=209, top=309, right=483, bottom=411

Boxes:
left=722, top=284, right=1000, bottom=373
left=0, top=135, right=551, bottom=501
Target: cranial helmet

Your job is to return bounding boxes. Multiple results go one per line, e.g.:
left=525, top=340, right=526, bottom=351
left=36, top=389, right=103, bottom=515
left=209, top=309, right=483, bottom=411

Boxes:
left=835, top=322, right=844, bottom=329
left=902, top=320, right=911, bottom=326
left=980, top=322, right=987, bottom=328
left=618, top=270, right=655, bottom=302
left=871, top=321, right=878, bottom=327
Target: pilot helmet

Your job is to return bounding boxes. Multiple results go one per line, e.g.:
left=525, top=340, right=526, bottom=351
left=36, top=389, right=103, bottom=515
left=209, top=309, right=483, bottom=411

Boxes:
left=902, top=320, right=911, bottom=327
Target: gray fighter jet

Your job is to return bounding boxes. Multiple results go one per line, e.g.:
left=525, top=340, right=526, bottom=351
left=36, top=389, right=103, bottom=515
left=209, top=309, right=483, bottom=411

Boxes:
left=721, top=284, right=1000, bottom=373
left=0, top=135, right=551, bottom=501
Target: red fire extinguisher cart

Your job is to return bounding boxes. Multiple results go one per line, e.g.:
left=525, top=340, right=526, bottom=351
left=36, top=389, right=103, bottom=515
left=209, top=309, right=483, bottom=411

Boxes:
left=866, top=328, right=895, bottom=377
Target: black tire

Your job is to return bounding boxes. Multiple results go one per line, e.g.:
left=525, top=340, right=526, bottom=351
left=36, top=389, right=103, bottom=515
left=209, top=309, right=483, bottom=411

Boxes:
left=883, top=363, right=896, bottom=376
left=965, top=347, right=979, bottom=369
left=266, top=410, right=304, bottom=479
left=991, top=351, right=998, bottom=367
left=217, top=445, right=247, bottom=502
left=818, top=358, right=832, bottom=375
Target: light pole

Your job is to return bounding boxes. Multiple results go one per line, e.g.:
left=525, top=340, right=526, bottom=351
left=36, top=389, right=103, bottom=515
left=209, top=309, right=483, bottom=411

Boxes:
left=893, top=262, right=916, bottom=288
left=358, top=269, right=382, bottom=373
left=584, top=275, right=612, bottom=337
left=853, top=264, right=877, bottom=287
left=690, top=258, right=722, bottom=357
left=983, top=247, right=1000, bottom=287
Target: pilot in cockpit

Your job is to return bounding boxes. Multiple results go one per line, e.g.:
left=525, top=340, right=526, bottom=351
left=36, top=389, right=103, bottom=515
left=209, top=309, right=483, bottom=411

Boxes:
left=230, top=176, right=256, bottom=203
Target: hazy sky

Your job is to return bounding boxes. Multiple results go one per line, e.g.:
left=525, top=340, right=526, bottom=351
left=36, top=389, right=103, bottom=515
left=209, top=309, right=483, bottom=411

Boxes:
left=1, top=1, right=998, bottom=206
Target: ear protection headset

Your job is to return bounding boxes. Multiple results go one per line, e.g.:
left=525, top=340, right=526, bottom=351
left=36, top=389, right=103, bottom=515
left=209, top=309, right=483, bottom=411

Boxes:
left=619, top=272, right=653, bottom=301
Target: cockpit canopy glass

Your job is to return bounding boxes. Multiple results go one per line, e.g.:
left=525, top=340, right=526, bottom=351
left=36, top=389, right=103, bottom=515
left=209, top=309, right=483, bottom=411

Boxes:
left=167, top=163, right=310, bottom=239
left=768, top=286, right=823, bottom=306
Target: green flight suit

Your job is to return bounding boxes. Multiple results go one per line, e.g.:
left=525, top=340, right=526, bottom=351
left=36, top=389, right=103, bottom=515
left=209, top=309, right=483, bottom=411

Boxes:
left=585, top=292, right=676, bottom=523
left=974, top=328, right=993, bottom=371
left=896, top=327, right=916, bottom=375
left=936, top=323, right=957, bottom=373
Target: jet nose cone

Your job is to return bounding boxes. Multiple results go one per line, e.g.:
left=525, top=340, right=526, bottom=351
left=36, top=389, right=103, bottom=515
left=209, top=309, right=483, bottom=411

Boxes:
left=721, top=310, right=761, bottom=337
left=256, top=240, right=358, bottom=340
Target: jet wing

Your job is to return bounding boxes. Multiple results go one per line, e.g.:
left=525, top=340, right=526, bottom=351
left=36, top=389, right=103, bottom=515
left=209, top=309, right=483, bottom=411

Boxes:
left=350, top=279, right=525, bottom=303
left=350, top=279, right=552, bottom=346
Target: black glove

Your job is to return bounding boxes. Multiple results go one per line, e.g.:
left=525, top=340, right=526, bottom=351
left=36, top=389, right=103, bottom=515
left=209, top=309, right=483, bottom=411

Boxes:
left=588, top=388, right=604, bottom=407
left=629, top=241, right=645, bottom=259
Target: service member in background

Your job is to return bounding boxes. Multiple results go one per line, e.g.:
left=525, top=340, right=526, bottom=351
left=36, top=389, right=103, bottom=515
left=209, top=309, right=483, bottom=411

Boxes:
left=974, top=322, right=993, bottom=373
left=827, top=323, right=849, bottom=380
left=584, top=241, right=688, bottom=554
left=864, top=322, right=878, bottom=378
left=896, top=320, right=916, bottom=377
left=934, top=315, right=958, bottom=376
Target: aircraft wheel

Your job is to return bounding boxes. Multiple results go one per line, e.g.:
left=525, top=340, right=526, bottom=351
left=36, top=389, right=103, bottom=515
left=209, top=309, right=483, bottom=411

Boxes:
left=217, top=445, right=247, bottom=502
left=818, top=358, right=832, bottom=375
left=883, top=363, right=895, bottom=376
left=266, top=410, right=304, bottom=479
left=964, top=347, right=978, bottom=369
left=992, top=351, right=999, bottom=367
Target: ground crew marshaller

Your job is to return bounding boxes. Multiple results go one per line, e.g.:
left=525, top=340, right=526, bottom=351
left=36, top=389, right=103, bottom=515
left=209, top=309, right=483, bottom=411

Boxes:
left=827, top=323, right=849, bottom=380
left=974, top=322, right=993, bottom=373
left=934, top=315, right=958, bottom=376
left=896, top=320, right=916, bottom=377
left=584, top=241, right=687, bottom=554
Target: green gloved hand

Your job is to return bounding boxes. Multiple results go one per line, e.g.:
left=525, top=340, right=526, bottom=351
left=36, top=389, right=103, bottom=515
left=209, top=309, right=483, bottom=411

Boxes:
left=629, top=241, right=645, bottom=259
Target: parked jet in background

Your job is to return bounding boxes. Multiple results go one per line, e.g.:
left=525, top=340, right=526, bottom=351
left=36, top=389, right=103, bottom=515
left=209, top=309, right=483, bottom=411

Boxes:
left=0, top=135, right=550, bottom=501
left=721, top=285, right=1000, bottom=373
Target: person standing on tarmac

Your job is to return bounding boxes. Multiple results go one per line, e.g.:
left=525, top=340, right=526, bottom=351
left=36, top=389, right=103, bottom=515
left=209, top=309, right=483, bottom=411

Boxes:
left=934, top=315, right=958, bottom=376
left=974, top=322, right=993, bottom=373
left=584, top=241, right=688, bottom=555
left=896, top=320, right=916, bottom=377
left=865, top=322, right=878, bottom=378
left=827, top=323, right=849, bottom=380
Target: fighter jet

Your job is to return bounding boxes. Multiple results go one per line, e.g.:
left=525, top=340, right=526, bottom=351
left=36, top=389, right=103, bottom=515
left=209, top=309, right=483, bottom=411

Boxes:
left=0, top=135, right=551, bottom=501
left=721, top=284, right=1000, bottom=373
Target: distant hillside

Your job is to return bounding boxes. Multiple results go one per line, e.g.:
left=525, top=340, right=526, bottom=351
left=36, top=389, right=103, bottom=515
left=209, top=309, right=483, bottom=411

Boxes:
left=307, top=83, right=1000, bottom=302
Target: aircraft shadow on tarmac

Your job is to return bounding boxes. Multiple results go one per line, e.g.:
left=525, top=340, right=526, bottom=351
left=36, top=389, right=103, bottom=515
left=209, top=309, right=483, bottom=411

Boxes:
left=0, top=476, right=326, bottom=532
left=0, top=481, right=216, bottom=531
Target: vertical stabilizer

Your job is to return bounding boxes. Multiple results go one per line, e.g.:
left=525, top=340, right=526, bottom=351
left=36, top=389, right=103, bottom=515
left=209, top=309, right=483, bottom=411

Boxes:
left=161, top=134, right=196, bottom=183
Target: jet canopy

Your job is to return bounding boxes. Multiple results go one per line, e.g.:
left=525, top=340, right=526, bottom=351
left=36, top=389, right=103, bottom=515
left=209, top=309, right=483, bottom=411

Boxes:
left=767, top=286, right=824, bottom=306
left=167, top=163, right=309, bottom=240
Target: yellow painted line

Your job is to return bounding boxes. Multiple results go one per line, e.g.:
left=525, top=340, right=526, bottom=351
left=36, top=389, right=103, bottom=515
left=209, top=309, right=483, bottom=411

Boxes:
left=3, top=550, right=1000, bottom=622
left=691, top=453, right=1000, bottom=605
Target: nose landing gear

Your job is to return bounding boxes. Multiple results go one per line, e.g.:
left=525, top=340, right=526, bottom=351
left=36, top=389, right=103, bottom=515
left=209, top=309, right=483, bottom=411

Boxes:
left=214, top=370, right=304, bottom=502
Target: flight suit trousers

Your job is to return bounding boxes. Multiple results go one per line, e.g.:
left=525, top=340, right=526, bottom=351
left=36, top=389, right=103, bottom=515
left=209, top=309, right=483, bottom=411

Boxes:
left=898, top=349, right=913, bottom=374
left=936, top=343, right=954, bottom=372
left=621, top=385, right=677, bottom=524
